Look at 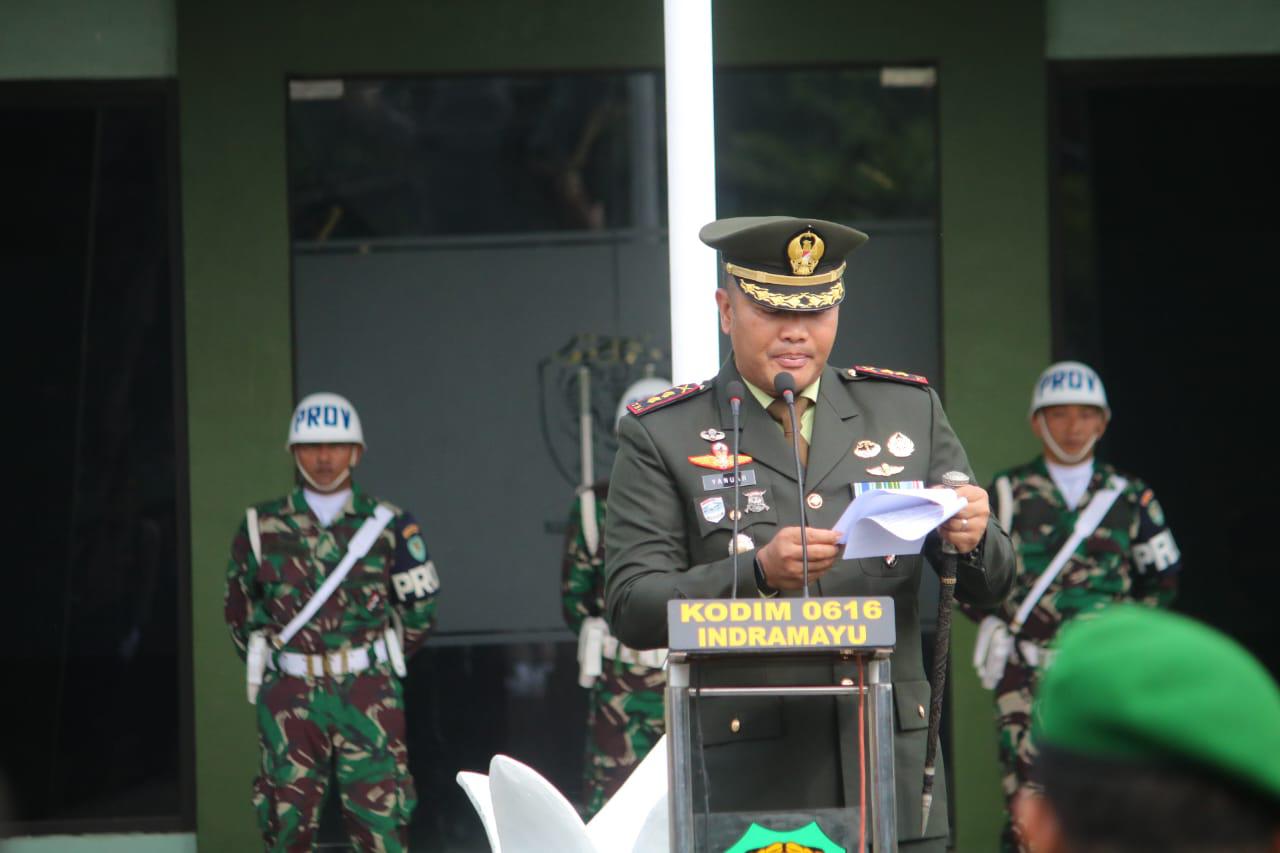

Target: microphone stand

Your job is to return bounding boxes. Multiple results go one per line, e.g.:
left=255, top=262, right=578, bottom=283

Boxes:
left=781, top=387, right=810, bottom=598
left=728, top=388, right=743, bottom=599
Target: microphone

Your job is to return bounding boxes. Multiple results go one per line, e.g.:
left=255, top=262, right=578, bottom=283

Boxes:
left=726, top=381, right=745, bottom=598
left=773, top=371, right=811, bottom=597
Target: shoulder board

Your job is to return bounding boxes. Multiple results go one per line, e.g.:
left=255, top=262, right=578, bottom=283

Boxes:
left=844, top=365, right=930, bottom=387
left=626, top=381, right=711, bottom=416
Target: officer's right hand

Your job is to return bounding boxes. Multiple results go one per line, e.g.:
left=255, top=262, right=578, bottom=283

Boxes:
left=756, top=527, right=843, bottom=590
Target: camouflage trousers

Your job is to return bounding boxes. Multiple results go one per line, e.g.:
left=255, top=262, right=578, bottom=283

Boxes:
left=582, top=659, right=666, bottom=818
left=993, top=656, right=1042, bottom=853
left=253, top=668, right=416, bottom=852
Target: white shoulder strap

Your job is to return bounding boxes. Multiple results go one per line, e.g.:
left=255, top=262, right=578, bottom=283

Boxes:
left=246, top=508, right=262, bottom=565
left=1010, top=476, right=1128, bottom=633
left=995, top=475, right=1013, bottom=533
left=278, top=504, right=396, bottom=646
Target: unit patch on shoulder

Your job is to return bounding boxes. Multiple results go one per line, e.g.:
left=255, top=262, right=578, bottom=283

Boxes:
left=846, top=365, right=930, bottom=386
left=626, top=381, right=710, bottom=416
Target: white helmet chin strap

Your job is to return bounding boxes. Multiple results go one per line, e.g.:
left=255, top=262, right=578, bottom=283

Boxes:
left=1036, top=413, right=1099, bottom=465
left=294, top=448, right=359, bottom=493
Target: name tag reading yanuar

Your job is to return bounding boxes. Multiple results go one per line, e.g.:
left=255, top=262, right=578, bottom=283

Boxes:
left=667, top=596, right=896, bottom=653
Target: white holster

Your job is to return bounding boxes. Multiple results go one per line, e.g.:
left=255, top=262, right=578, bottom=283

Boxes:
left=384, top=607, right=408, bottom=678
left=577, top=617, right=609, bottom=688
left=972, top=616, right=1013, bottom=690
left=247, top=630, right=269, bottom=703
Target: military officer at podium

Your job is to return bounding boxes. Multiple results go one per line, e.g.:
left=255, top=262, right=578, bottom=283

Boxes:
left=604, top=216, right=1015, bottom=849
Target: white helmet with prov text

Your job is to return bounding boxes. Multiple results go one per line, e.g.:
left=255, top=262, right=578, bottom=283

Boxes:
left=286, top=392, right=366, bottom=448
left=1029, top=361, right=1110, bottom=419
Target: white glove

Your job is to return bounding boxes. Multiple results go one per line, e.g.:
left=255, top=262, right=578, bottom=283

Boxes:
left=247, top=631, right=269, bottom=704
left=973, top=616, right=1013, bottom=690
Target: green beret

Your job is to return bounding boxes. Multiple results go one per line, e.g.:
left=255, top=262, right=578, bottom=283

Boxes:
left=699, top=216, right=868, bottom=312
left=1034, top=605, right=1280, bottom=803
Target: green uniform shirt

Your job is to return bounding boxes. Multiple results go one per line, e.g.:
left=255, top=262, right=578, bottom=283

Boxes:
left=743, top=375, right=820, bottom=444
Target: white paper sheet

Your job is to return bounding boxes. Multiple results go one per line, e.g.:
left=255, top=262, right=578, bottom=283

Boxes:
left=834, top=488, right=967, bottom=559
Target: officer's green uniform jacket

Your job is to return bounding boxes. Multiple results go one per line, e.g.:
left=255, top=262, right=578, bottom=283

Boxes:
left=604, top=359, right=1015, bottom=844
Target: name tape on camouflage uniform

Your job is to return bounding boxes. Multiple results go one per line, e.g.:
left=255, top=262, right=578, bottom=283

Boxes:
left=667, top=596, right=896, bottom=653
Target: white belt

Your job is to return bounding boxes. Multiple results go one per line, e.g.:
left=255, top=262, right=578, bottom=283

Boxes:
left=578, top=617, right=666, bottom=688
left=602, top=634, right=668, bottom=669
left=270, top=639, right=389, bottom=678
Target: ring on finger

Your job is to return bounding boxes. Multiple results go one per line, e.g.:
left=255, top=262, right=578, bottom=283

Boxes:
left=961, top=517, right=969, bottom=530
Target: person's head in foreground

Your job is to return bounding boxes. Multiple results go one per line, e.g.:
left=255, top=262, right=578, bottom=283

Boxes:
left=1017, top=605, right=1280, bottom=852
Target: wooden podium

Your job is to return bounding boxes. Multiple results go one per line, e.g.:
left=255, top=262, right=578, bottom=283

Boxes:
left=664, top=596, right=899, bottom=853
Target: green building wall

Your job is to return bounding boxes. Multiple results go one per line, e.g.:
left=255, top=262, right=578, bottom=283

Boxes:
left=0, top=0, right=176, bottom=79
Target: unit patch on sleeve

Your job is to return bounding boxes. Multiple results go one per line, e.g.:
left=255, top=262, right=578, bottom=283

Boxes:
left=626, top=381, right=710, bottom=416
left=392, top=513, right=438, bottom=602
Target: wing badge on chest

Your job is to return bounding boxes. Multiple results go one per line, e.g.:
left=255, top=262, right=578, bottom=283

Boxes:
left=688, top=440, right=753, bottom=471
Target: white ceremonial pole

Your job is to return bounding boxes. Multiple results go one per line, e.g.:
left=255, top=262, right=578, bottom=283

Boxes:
left=663, top=0, right=720, bottom=385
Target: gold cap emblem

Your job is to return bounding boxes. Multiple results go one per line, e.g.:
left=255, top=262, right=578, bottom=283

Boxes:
left=787, top=230, right=825, bottom=275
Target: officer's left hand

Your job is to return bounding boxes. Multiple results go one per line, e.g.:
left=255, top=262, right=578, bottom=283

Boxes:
left=937, top=483, right=989, bottom=554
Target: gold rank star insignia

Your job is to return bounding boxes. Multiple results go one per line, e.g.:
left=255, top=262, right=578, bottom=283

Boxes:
left=887, top=432, right=915, bottom=458
left=854, top=439, right=881, bottom=458
left=867, top=462, right=905, bottom=477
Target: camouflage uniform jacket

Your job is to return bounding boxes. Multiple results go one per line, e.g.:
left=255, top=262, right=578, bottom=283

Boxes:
left=561, top=482, right=611, bottom=635
left=961, top=457, right=1179, bottom=642
left=561, top=481, right=665, bottom=818
left=225, top=486, right=439, bottom=659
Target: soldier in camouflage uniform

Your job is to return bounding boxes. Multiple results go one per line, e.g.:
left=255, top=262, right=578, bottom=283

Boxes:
left=560, top=378, right=670, bottom=818
left=225, top=393, right=440, bottom=852
left=960, top=362, right=1181, bottom=852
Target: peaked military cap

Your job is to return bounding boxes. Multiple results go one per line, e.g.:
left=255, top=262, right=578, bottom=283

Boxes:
left=699, top=216, right=869, bottom=312
left=1033, top=604, right=1280, bottom=803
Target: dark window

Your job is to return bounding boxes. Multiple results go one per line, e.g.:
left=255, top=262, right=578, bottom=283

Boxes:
left=288, top=74, right=663, bottom=241
left=0, top=83, right=191, bottom=833
left=1051, top=58, right=1280, bottom=677
left=716, top=67, right=939, bottom=221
